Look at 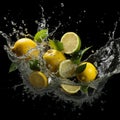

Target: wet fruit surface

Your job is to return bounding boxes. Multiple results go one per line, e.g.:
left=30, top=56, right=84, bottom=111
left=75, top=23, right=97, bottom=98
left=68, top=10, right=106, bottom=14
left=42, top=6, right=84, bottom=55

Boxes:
left=0, top=1, right=120, bottom=119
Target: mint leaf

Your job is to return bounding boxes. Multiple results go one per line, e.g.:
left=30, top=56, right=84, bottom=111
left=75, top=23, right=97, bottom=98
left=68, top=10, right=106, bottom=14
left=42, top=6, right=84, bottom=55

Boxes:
left=9, top=62, right=18, bottom=73
left=76, top=63, right=86, bottom=73
left=81, top=85, right=89, bottom=94
left=34, top=29, right=48, bottom=43
left=48, top=39, right=64, bottom=51
left=29, top=59, right=40, bottom=71
left=71, top=46, right=92, bottom=64
left=79, top=46, right=92, bottom=61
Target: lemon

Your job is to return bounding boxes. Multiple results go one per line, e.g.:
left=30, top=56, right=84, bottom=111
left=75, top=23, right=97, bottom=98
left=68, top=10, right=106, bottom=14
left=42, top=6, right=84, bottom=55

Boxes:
left=61, top=84, right=81, bottom=94
left=61, top=32, right=81, bottom=54
left=29, top=71, right=48, bottom=88
left=43, top=49, right=66, bottom=72
left=77, top=62, right=98, bottom=82
left=11, top=38, right=39, bottom=59
left=59, top=59, right=76, bottom=78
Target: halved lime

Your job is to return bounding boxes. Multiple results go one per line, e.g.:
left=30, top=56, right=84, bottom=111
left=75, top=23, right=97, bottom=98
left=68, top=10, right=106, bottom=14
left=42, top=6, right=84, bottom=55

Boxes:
left=59, top=59, right=76, bottom=78
left=60, top=32, right=81, bottom=54
left=61, top=84, right=81, bottom=94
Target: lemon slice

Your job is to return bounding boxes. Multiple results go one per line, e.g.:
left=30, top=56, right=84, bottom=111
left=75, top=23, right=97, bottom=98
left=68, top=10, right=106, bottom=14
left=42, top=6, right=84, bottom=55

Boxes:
left=59, top=59, right=76, bottom=78
left=61, top=32, right=81, bottom=54
left=61, top=84, right=81, bottom=94
left=29, top=71, right=48, bottom=88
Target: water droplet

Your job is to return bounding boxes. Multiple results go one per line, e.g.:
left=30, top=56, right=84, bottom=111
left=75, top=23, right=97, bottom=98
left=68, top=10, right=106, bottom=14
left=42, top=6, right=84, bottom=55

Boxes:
left=60, top=3, right=64, bottom=7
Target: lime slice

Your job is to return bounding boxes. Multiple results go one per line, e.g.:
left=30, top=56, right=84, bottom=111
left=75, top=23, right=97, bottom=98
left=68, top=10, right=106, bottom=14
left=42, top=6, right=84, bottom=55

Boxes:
left=29, top=71, right=48, bottom=88
left=61, top=32, right=81, bottom=54
left=59, top=59, right=76, bottom=78
left=61, top=84, right=81, bottom=94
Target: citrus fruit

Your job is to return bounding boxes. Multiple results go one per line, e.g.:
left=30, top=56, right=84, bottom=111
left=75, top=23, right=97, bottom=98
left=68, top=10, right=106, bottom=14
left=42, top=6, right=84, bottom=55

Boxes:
left=59, top=59, right=76, bottom=78
left=11, top=38, right=39, bottom=59
left=29, top=71, right=48, bottom=88
left=61, top=84, right=81, bottom=94
left=77, top=62, right=98, bottom=82
left=43, top=49, right=66, bottom=72
left=60, top=32, right=81, bottom=54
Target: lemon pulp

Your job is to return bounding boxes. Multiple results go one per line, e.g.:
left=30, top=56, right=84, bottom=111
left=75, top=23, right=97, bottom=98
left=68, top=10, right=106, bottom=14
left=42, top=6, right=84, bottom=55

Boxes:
left=29, top=71, right=48, bottom=88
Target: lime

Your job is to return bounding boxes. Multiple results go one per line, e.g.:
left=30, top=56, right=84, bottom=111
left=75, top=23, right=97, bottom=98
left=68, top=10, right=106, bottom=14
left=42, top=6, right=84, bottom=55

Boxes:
left=77, top=62, right=98, bottom=82
left=61, top=84, right=81, bottom=94
left=60, top=32, right=81, bottom=54
left=59, top=59, right=76, bottom=78
left=29, top=71, right=48, bottom=88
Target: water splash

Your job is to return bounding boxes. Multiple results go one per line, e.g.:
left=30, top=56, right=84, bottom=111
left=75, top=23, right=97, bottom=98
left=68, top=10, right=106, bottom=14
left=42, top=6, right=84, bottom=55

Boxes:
left=1, top=7, right=120, bottom=108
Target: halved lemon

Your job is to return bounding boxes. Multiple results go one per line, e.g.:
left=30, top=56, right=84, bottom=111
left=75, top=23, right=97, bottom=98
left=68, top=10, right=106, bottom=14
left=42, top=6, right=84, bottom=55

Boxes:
left=59, top=59, right=76, bottom=78
left=61, top=84, right=81, bottom=94
left=29, top=71, right=48, bottom=88
left=60, top=32, right=81, bottom=54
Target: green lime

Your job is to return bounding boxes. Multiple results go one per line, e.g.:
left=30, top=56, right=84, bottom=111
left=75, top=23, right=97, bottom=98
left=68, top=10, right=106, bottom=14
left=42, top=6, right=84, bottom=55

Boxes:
left=61, top=32, right=81, bottom=54
left=59, top=59, right=76, bottom=78
left=61, top=84, right=81, bottom=94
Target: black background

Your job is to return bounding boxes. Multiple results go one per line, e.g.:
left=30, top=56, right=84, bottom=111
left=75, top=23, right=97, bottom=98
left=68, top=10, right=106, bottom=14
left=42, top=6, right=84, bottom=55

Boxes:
left=0, top=0, right=120, bottom=119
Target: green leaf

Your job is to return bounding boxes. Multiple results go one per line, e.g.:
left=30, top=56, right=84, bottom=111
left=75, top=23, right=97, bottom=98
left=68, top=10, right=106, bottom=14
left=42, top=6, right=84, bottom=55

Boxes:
left=34, top=29, right=48, bottom=43
left=79, top=46, right=92, bottom=61
left=9, top=62, right=18, bottom=73
left=29, top=59, right=40, bottom=71
left=48, top=39, right=64, bottom=51
left=80, top=85, right=89, bottom=94
left=71, top=46, right=92, bottom=64
left=76, top=63, right=86, bottom=73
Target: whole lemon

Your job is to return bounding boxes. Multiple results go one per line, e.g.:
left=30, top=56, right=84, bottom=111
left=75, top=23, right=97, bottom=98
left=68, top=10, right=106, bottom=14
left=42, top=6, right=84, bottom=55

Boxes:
left=11, top=38, right=39, bottom=59
left=43, top=49, right=66, bottom=72
left=77, top=62, right=98, bottom=82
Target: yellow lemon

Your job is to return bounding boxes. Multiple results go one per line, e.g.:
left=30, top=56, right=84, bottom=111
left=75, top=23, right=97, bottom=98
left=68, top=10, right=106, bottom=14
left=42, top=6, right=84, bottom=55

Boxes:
left=11, top=38, right=39, bottom=59
left=29, top=71, right=48, bottom=88
left=43, top=49, right=66, bottom=72
left=77, top=62, right=98, bottom=82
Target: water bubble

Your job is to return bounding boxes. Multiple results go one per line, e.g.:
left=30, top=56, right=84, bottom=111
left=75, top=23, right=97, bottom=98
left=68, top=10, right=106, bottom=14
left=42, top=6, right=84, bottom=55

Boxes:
left=68, top=16, right=71, bottom=20
left=60, top=3, right=64, bottom=7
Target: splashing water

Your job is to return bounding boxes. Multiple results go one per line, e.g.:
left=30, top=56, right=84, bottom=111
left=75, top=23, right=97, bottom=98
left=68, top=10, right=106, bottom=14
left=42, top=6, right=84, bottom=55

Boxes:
left=1, top=8, right=120, bottom=108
